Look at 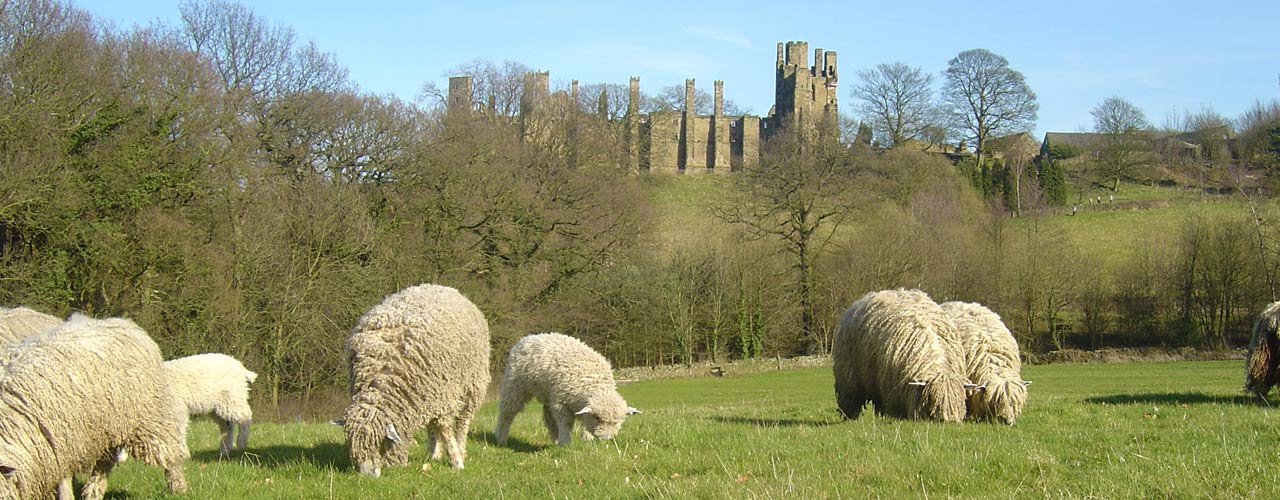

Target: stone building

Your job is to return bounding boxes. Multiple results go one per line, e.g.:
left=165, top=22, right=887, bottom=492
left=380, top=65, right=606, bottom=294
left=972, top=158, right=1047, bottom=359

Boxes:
left=446, top=40, right=838, bottom=174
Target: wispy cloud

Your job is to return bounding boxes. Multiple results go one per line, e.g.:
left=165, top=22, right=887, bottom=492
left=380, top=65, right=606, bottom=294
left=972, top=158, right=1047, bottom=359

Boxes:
left=684, top=25, right=751, bottom=49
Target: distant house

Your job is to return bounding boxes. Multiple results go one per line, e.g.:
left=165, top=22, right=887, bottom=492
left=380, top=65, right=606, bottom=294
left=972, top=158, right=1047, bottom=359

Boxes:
left=1040, top=132, right=1102, bottom=163
left=986, top=132, right=1039, bottom=164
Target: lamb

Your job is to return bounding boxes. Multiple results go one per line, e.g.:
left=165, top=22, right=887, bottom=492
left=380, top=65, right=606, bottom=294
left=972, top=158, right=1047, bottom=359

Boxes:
left=1245, top=301, right=1280, bottom=397
left=832, top=289, right=967, bottom=422
left=0, top=314, right=188, bottom=500
left=344, top=284, right=490, bottom=477
left=0, top=306, right=62, bottom=344
left=939, top=301, right=1030, bottom=424
left=164, top=353, right=258, bottom=456
left=494, top=333, right=639, bottom=447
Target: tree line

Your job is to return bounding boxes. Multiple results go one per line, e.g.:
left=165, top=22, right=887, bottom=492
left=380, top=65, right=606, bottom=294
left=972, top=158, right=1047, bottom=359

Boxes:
left=4, top=1, right=1280, bottom=410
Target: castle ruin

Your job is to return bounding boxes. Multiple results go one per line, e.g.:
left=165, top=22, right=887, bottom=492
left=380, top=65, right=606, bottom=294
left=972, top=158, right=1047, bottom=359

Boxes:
left=447, top=40, right=837, bottom=173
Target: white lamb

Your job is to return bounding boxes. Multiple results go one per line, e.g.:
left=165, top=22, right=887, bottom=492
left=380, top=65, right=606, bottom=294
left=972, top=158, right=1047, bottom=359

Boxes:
left=832, top=289, right=967, bottom=422
left=494, top=333, right=639, bottom=446
left=165, top=353, right=258, bottom=455
left=0, top=314, right=188, bottom=499
left=939, top=301, right=1030, bottom=424
left=0, top=306, right=62, bottom=344
left=344, top=284, right=491, bottom=477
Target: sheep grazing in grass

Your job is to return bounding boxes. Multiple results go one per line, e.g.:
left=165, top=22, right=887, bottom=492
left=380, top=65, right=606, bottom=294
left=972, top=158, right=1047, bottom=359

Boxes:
left=165, top=353, right=258, bottom=456
left=939, top=301, right=1030, bottom=425
left=494, top=333, right=639, bottom=447
left=1245, top=301, right=1280, bottom=397
left=344, top=284, right=491, bottom=477
left=0, top=306, right=62, bottom=344
left=0, top=314, right=188, bottom=500
left=832, top=289, right=967, bottom=422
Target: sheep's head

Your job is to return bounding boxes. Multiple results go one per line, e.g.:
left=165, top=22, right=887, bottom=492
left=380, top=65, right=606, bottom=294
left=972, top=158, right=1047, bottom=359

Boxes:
left=982, top=379, right=1029, bottom=425
left=912, top=372, right=967, bottom=423
left=574, top=391, right=640, bottom=440
left=343, top=404, right=403, bottom=477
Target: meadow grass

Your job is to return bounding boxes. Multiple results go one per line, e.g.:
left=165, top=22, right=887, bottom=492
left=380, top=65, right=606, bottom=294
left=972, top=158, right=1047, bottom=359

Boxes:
left=100, top=359, right=1280, bottom=498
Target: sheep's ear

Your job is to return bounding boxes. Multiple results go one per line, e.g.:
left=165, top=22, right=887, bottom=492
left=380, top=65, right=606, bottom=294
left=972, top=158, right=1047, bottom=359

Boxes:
left=385, top=423, right=402, bottom=444
left=1020, top=380, right=1033, bottom=387
left=963, top=383, right=987, bottom=392
left=626, top=407, right=641, bottom=415
left=907, top=381, right=928, bottom=387
left=574, top=406, right=593, bottom=415
left=329, top=419, right=345, bottom=426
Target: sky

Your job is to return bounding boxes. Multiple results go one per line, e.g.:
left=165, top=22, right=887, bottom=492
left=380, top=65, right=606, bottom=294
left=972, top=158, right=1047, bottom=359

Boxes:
left=76, top=0, right=1280, bottom=139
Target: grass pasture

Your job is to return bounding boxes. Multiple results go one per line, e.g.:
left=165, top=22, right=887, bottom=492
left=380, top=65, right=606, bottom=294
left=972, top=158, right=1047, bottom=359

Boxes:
left=98, top=360, right=1280, bottom=498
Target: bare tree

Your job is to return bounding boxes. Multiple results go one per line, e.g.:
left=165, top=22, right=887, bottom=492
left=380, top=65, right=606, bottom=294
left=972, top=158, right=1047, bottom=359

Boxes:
left=645, top=84, right=745, bottom=115
left=941, top=49, right=1038, bottom=171
left=1091, top=96, right=1150, bottom=191
left=851, top=62, right=934, bottom=147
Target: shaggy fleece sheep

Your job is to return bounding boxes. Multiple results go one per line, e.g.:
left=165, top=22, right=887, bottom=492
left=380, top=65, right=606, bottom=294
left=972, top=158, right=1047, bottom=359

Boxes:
left=344, top=284, right=490, bottom=477
left=0, top=306, right=62, bottom=344
left=494, top=333, right=639, bottom=446
left=832, top=289, right=967, bottom=422
left=165, top=353, right=258, bottom=456
left=0, top=314, right=188, bottom=500
left=1245, top=301, right=1280, bottom=397
left=939, top=301, right=1029, bottom=424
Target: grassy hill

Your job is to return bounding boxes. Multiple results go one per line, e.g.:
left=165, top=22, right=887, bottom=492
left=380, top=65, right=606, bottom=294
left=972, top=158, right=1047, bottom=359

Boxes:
left=100, top=360, right=1277, bottom=498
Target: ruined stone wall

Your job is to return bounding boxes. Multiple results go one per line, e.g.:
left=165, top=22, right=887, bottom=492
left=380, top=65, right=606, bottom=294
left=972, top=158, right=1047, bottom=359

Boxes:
left=646, top=110, right=682, bottom=173
left=683, top=115, right=713, bottom=174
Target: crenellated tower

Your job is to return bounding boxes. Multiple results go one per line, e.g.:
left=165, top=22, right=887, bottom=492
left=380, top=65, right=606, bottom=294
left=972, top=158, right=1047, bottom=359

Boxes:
left=770, top=41, right=838, bottom=136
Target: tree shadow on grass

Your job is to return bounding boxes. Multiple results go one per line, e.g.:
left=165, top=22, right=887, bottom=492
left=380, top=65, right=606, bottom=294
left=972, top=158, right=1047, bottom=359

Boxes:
left=470, top=429, right=552, bottom=454
left=707, top=416, right=839, bottom=428
left=1083, top=392, right=1272, bottom=407
left=193, top=441, right=350, bottom=470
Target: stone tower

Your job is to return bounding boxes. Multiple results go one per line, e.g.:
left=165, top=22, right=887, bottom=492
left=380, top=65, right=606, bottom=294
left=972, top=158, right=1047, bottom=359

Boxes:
left=771, top=41, right=838, bottom=135
left=447, top=76, right=472, bottom=115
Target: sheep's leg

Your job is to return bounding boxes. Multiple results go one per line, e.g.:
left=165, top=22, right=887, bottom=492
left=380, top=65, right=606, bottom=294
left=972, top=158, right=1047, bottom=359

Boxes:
left=542, top=406, right=558, bottom=441
left=235, top=420, right=251, bottom=450
left=553, top=411, right=575, bottom=446
left=56, top=477, right=73, bottom=500
left=454, top=416, right=471, bottom=459
left=164, top=458, right=188, bottom=494
left=427, top=426, right=442, bottom=460
left=836, top=387, right=867, bottom=420
left=437, top=425, right=465, bottom=469
left=494, top=394, right=527, bottom=446
left=81, top=452, right=117, bottom=500
left=216, top=417, right=234, bottom=456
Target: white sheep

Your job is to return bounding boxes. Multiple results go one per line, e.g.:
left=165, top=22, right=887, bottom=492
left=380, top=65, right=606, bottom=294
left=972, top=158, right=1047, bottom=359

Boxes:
left=1245, top=301, right=1280, bottom=397
left=0, top=306, right=62, bottom=344
left=0, top=314, right=188, bottom=500
left=832, top=289, right=967, bottom=422
left=164, top=353, right=258, bottom=456
left=494, top=333, right=639, bottom=446
left=344, top=284, right=490, bottom=477
left=939, top=301, right=1030, bottom=424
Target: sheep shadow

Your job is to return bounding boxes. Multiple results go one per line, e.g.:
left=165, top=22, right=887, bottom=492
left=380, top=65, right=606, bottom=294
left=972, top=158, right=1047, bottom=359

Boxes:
left=193, top=442, right=350, bottom=470
left=1083, top=392, right=1271, bottom=407
left=470, top=430, right=552, bottom=454
left=708, top=416, right=839, bottom=428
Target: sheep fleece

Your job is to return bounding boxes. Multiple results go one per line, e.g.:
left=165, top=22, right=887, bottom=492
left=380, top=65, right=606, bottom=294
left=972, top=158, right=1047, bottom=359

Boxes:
left=1246, top=301, right=1280, bottom=396
left=940, top=301, right=1028, bottom=424
left=832, top=289, right=966, bottom=422
left=0, top=315, right=188, bottom=499
left=344, top=284, right=490, bottom=475
left=164, top=353, right=258, bottom=453
left=495, top=333, right=633, bottom=445
left=0, top=306, right=62, bottom=345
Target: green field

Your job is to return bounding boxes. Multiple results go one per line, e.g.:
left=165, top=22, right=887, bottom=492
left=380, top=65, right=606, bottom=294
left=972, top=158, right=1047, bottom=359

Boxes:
left=98, top=360, right=1280, bottom=498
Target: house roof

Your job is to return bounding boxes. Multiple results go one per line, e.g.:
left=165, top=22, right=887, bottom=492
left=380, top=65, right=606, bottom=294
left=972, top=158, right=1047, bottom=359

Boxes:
left=1041, top=132, right=1101, bottom=149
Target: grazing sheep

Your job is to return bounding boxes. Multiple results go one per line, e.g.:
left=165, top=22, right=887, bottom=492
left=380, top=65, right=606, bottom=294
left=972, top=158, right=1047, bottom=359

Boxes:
left=1245, top=301, right=1280, bottom=397
left=0, top=314, right=188, bottom=500
left=494, top=333, right=639, bottom=447
left=0, top=306, right=62, bottom=344
left=939, top=301, right=1030, bottom=424
left=165, top=353, right=258, bottom=456
left=344, top=284, right=490, bottom=477
left=832, top=289, right=967, bottom=422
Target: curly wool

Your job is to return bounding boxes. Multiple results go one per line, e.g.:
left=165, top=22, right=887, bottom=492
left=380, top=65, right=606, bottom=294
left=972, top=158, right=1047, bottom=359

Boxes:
left=940, top=301, right=1028, bottom=425
left=832, top=289, right=967, bottom=422
left=0, top=306, right=62, bottom=344
left=165, top=353, right=258, bottom=455
left=1245, top=301, right=1280, bottom=396
left=0, top=314, right=188, bottom=500
left=495, top=333, right=634, bottom=446
left=344, top=284, right=490, bottom=476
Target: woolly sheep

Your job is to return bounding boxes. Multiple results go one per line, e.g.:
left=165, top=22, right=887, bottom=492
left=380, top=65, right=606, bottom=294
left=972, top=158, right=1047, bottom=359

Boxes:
left=1245, top=301, right=1280, bottom=397
left=939, top=301, right=1030, bottom=424
left=344, top=284, right=490, bottom=477
left=165, top=353, right=258, bottom=456
left=0, top=314, right=188, bottom=499
left=0, top=306, right=62, bottom=344
left=494, top=333, right=639, bottom=446
left=832, top=289, right=967, bottom=422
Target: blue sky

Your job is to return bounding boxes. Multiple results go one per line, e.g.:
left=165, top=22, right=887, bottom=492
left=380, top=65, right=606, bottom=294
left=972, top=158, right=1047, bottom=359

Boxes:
left=79, top=0, right=1280, bottom=138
